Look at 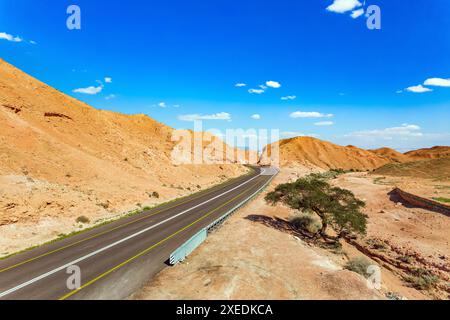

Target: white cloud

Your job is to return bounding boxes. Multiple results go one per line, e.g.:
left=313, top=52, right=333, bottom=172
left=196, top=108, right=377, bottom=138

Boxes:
left=104, top=77, right=112, bottom=83
left=259, top=85, right=268, bottom=90
left=351, top=8, right=365, bottom=19
left=73, top=85, right=103, bottom=95
left=178, top=112, right=232, bottom=122
left=251, top=114, right=261, bottom=120
left=0, top=32, right=23, bottom=42
left=173, top=104, right=180, bottom=108
left=424, top=77, right=450, bottom=87
left=406, top=85, right=432, bottom=93
left=346, top=124, right=423, bottom=140
left=105, top=94, right=116, bottom=100
left=235, top=83, right=247, bottom=87
left=396, top=90, right=403, bottom=94
left=158, top=102, right=167, bottom=108
left=266, top=81, right=281, bottom=89
left=281, top=95, right=297, bottom=101
left=314, top=121, right=334, bottom=126
left=248, top=89, right=265, bottom=94
left=326, top=0, right=362, bottom=14
left=29, top=40, right=37, bottom=45
left=290, top=111, right=334, bottom=119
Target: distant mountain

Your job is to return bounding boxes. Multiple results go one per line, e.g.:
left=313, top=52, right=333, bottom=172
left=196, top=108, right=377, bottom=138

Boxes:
left=260, top=136, right=390, bottom=171
left=405, top=146, right=450, bottom=160
left=369, top=147, right=411, bottom=163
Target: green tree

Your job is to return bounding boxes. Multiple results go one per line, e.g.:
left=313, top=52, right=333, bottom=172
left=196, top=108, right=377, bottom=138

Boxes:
left=265, top=177, right=367, bottom=241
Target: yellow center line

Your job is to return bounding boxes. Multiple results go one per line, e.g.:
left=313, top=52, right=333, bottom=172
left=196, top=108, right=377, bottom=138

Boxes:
left=0, top=172, right=256, bottom=274
left=58, top=177, right=263, bottom=300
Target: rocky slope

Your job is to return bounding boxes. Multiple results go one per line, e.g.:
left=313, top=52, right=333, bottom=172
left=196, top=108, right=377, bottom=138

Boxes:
left=0, top=58, right=248, bottom=253
left=260, top=136, right=390, bottom=171
left=371, top=157, right=450, bottom=181
left=405, top=146, right=450, bottom=160
left=369, top=147, right=412, bottom=163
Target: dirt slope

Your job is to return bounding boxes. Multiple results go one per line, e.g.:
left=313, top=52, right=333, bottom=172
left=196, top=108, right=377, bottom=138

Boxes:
left=405, top=146, right=450, bottom=160
left=369, top=148, right=411, bottom=163
left=371, top=158, right=450, bottom=181
left=0, top=58, right=247, bottom=253
left=260, top=136, right=390, bottom=171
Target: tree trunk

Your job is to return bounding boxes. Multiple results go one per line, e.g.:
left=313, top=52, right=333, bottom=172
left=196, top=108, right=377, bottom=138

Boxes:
left=313, top=208, right=328, bottom=238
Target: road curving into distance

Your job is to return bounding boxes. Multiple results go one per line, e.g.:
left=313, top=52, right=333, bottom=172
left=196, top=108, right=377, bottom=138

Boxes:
left=0, top=166, right=277, bottom=300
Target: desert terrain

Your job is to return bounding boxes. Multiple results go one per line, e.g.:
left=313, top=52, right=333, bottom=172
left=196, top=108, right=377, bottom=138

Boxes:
left=0, top=59, right=249, bottom=256
left=134, top=144, right=450, bottom=300
left=1, top=59, right=449, bottom=300
left=132, top=167, right=385, bottom=300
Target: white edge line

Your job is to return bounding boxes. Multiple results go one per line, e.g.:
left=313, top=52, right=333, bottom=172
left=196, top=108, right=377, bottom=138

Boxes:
left=0, top=169, right=268, bottom=298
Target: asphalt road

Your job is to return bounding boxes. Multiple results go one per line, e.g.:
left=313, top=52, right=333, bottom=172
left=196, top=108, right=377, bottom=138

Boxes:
left=0, top=167, right=277, bottom=300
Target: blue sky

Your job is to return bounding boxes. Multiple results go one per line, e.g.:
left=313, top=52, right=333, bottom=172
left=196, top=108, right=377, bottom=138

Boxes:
left=1, top=0, right=449, bottom=151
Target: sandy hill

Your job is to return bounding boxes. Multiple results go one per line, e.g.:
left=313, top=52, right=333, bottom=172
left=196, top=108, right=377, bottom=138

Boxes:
left=0, top=58, right=247, bottom=246
left=259, top=136, right=390, bottom=171
left=371, top=157, right=450, bottom=181
left=405, top=146, right=450, bottom=160
left=369, top=147, right=411, bottom=163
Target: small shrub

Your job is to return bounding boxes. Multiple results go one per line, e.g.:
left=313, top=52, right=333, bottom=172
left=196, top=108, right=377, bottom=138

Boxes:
left=76, top=216, right=90, bottom=224
left=386, top=292, right=403, bottom=300
left=197, top=185, right=201, bottom=189
left=143, top=206, right=151, bottom=211
left=366, top=238, right=388, bottom=251
left=289, top=214, right=321, bottom=234
left=404, top=268, right=439, bottom=290
left=152, top=191, right=160, bottom=198
left=397, top=255, right=414, bottom=264
left=98, top=202, right=109, bottom=209
left=345, top=257, right=373, bottom=278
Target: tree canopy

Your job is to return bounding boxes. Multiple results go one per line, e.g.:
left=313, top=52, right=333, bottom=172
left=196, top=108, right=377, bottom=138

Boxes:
left=265, top=177, right=367, bottom=241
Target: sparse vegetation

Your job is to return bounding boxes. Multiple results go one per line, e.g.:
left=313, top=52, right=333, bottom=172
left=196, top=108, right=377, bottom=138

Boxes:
left=76, top=215, right=90, bottom=224
left=152, top=191, right=160, bottom=198
left=372, top=158, right=450, bottom=181
left=404, top=268, right=439, bottom=290
left=265, top=176, right=367, bottom=242
left=435, top=185, right=450, bottom=190
left=307, top=169, right=347, bottom=181
left=386, top=292, right=403, bottom=300
left=397, top=255, right=414, bottom=264
left=373, top=177, right=388, bottom=185
left=432, top=197, right=450, bottom=204
left=366, top=238, right=388, bottom=251
left=345, top=257, right=373, bottom=278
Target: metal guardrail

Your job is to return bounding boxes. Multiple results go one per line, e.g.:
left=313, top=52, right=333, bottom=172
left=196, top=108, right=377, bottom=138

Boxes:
left=169, top=168, right=279, bottom=265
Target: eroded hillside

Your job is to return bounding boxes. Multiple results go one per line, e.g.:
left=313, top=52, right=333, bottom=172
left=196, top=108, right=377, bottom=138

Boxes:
left=0, top=59, right=247, bottom=254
